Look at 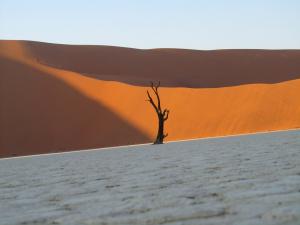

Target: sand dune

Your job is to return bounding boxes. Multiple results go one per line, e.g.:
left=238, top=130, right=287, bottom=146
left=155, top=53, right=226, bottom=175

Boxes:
left=20, top=40, right=300, bottom=87
left=1, top=40, right=300, bottom=157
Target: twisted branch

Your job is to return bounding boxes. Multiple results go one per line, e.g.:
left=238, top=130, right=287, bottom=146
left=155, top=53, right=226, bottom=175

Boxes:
left=146, top=81, right=170, bottom=144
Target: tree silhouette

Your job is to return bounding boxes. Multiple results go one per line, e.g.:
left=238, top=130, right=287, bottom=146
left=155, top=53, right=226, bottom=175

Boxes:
left=146, top=81, right=170, bottom=144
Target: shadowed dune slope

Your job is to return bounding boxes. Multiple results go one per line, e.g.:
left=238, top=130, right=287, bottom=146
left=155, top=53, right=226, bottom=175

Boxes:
left=19, top=40, right=300, bottom=88
left=0, top=51, right=150, bottom=157
left=1, top=40, right=300, bottom=157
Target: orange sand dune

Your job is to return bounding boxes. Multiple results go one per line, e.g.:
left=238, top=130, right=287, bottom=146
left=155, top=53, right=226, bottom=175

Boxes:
left=1, top=40, right=300, bottom=157
left=16, top=40, right=300, bottom=88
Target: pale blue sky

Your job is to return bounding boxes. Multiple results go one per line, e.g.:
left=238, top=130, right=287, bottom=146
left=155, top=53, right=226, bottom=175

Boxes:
left=0, top=0, right=299, bottom=49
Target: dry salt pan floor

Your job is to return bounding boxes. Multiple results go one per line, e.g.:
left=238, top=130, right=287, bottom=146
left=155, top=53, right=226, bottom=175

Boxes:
left=0, top=130, right=300, bottom=225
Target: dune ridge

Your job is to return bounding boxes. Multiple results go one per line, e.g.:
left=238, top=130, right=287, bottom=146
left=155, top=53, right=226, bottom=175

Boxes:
left=16, top=40, right=300, bottom=88
left=1, top=40, right=300, bottom=157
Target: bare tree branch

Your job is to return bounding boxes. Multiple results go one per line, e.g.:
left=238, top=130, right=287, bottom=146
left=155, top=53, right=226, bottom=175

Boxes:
left=147, top=90, right=159, bottom=114
left=163, top=109, right=169, bottom=121
left=150, top=82, right=161, bottom=113
left=146, top=81, right=169, bottom=144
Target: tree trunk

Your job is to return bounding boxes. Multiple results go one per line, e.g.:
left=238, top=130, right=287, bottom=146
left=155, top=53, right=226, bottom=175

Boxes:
left=155, top=115, right=164, bottom=144
left=146, top=82, right=169, bottom=144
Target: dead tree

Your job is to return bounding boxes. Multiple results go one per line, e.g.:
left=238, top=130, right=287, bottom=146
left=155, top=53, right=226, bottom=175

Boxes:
left=146, top=81, right=170, bottom=144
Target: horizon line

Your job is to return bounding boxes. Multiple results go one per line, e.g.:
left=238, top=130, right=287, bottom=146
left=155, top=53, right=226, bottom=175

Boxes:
left=1, top=39, right=300, bottom=51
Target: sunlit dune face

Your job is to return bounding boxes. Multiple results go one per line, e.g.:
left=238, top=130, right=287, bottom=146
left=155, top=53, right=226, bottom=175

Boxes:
left=1, top=40, right=300, bottom=157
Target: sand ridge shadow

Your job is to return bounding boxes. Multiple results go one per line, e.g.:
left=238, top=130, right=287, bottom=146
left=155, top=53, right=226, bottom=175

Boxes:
left=0, top=56, right=151, bottom=158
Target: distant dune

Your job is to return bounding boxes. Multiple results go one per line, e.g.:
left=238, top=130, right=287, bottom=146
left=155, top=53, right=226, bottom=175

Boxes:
left=1, top=40, right=300, bottom=157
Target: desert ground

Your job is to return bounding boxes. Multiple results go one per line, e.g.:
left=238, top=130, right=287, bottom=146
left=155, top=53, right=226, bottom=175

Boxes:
left=0, top=129, right=300, bottom=225
left=1, top=40, right=300, bottom=157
